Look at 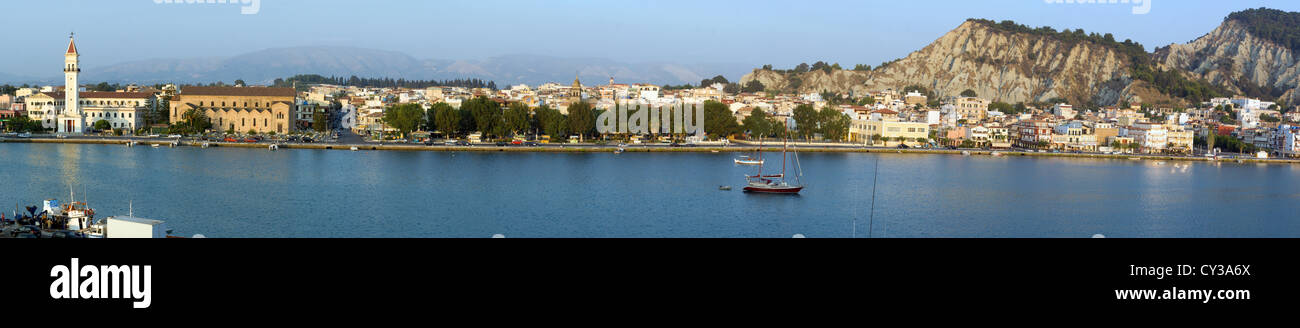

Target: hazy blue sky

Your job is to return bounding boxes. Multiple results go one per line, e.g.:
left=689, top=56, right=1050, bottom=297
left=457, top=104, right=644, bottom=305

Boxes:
left=2, top=0, right=1298, bottom=77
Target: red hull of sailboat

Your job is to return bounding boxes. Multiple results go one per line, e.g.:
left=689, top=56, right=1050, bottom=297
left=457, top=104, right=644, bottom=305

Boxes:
left=742, top=186, right=804, bottom=194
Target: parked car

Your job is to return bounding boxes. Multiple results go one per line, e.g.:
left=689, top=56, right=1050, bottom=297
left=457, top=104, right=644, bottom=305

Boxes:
left=168, top=134, right=183, bottom=138
left=523, top=141, right=541, bottom=147
left=897, top=144, right=910, bottom=149
left=242, top=138, right=258, bottom=143
left=301, top=137, right=314, bottom=143
left=224, top=137, right=238, bottom=142
left=455, top=140, right=471, bottom=146
left=512, top=140, right=523, bottom=145
left=495, top=141, right=508, bottom=147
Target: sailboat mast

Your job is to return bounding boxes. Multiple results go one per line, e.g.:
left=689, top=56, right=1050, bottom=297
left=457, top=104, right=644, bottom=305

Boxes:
left=781, top=137, right=788, bottom=180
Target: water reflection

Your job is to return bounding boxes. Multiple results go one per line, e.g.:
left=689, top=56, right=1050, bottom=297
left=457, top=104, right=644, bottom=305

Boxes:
left=1, top=143, right=1298, bottom=237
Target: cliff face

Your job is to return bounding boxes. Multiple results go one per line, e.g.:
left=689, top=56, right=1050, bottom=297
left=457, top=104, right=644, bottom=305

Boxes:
left=1155, top=19, right=1300, bottom=103
left=741, top=20, right=1140, bottom=105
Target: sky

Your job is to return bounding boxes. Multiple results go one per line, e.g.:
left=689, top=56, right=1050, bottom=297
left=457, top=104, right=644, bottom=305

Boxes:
left=2, top=0, right=1299, bottom=78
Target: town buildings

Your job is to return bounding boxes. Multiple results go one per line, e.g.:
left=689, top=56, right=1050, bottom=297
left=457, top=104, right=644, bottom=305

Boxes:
left=168, top=86, right=297, bottom=134
left=21, top=36, right=155, bottom=133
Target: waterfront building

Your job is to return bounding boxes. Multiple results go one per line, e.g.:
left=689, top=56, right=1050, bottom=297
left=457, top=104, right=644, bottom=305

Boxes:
left=1278, top=125, right=1300, bottom=158
left=849, top=118, right=930, bottom=146
left=22, top=35, right=153, bottom=133
left=1011, top=120, right=1053, bottom=148
left=954, top=96, right=990, bottom=122
left=169, top=86, right=296, bottom=134
left=1120, top=122, right=1168, bottom=153
left=1166, top=124, right=1194, bottom=153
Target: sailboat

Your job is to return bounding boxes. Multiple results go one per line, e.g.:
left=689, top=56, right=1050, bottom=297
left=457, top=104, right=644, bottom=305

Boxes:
left=734, top=139, right=765, bottom=165
left=743, top=137, right=804, bottom=194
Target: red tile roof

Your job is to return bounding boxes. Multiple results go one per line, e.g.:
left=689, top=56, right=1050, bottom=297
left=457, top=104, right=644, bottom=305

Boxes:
left=42, top=91, right=153, bottom=99
left=180, top=86, right=296, bottom=98
left=67, top=38, right=78, bottom=55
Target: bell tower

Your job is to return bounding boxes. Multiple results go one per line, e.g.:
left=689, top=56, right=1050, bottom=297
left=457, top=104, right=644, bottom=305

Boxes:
left=59, top=33, right=84, bottom=134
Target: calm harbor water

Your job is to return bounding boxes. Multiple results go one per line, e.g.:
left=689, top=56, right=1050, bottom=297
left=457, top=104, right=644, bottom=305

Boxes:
left=1, top=142, right=1298, bottom=237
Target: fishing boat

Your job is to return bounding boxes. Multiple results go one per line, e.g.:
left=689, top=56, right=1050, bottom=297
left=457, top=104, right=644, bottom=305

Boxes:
left=734, top=156, right=764, bottom=165
left=743, top=138, right=804, bottom=194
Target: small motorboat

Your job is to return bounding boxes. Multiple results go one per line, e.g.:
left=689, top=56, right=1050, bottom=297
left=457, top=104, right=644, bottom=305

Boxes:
left=151, top=143, right=160, bottom=148
left=201, top=142, right=210, bottom=148
left=614, top=147, right=625, bottom=154
left=350, top=146, right=359, bottom=151
left=734, top=156, right=764, bottom=165
left=719, top=185, right=731, bottom=191
left=991, top=151, right=1003, bottom=157
left=961, top=151, right=971, bottom=156
left=268, top=144, right=279, bottom=151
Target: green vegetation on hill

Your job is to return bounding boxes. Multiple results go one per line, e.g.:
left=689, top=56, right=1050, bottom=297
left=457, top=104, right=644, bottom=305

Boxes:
left=1228, top=8, right=1300, bottom=55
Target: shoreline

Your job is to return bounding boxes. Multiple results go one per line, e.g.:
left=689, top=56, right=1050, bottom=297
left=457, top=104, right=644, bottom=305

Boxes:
left=4, top=136, right=1299, bottom=164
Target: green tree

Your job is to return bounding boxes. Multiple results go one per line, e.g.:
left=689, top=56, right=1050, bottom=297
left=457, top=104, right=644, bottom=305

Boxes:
left=179, top=108, right=212, bottom=135
left=792, top=104, right=819, bottom=140
left=6, top=116, right=44, bottom=133
left=430, top=102, right=459, bottom=136
left=567, top=101, right=596, bottom=140
left=383, top=103, right=426, bottom=140
left=960, top=89, right=978, bottom=97
left=535, top=105, right=569, bottom=142
left=743, top=108, right=773, bottom=138
left=313, top=109, right=328, bottom=132
left=93, top=120, right=111, bottom=132
left=741, top=80, right=765, bottom=93
left=703, top=100, right=740, bottom=139
left=461, top=97, right=501, bottom=137
left=503, top=102, right=530, bottom=137
left=817, top=107, right=851, bottom=142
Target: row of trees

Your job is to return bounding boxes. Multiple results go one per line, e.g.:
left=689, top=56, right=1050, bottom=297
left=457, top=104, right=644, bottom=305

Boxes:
left=376, top=98, right=854, bottom=143
left=790, top=104, right=852, bottom=141
left=272, top=74, right=498, bottom=91
left=384, top=97, right=600, bottom=142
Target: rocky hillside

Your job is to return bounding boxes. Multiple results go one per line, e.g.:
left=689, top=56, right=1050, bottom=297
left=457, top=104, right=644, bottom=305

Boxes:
left=1155, top=9, right=1300, bottom=105
left=742, top=19, right=1146, bottom=106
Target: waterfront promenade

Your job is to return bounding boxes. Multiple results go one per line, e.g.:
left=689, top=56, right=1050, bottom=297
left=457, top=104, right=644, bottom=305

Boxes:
left=3, top=134, right=1298, bottom=165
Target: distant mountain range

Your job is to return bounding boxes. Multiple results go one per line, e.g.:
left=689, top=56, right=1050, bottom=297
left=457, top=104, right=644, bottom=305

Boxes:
left=0, top=46, right=754, bottom=88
